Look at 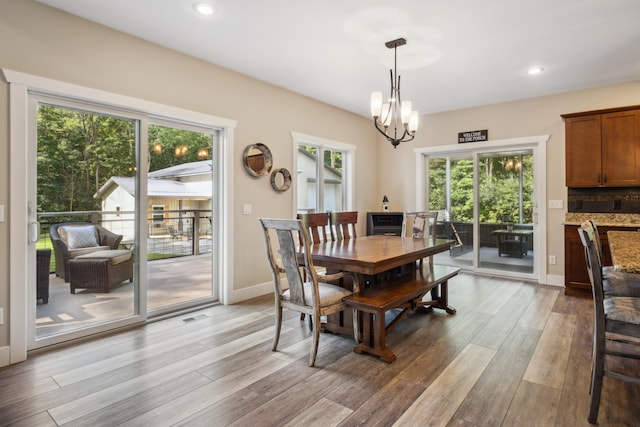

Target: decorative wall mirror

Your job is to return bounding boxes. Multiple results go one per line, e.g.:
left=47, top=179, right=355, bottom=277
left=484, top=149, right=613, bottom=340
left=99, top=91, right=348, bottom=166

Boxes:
left=270, top=168, right=292, bottom=192
left=242, top=143, right=273, bottom=177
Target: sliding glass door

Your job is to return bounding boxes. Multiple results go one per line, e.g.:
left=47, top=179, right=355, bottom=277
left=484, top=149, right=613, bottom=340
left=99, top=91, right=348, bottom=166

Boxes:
left=425, top=142, right=541, bottom=280
left=29, top=99, right=219, bottom=349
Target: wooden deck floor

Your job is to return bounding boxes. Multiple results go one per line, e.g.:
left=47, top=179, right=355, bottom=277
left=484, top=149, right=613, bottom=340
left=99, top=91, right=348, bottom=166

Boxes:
left=36, top=255, right=214, bottom=338
left=6, top=273, right=640, bottom=426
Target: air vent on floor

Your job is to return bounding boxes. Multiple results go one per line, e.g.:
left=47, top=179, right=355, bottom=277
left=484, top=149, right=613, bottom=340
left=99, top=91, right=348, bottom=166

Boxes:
left=182, top=313, right=209, bottom=322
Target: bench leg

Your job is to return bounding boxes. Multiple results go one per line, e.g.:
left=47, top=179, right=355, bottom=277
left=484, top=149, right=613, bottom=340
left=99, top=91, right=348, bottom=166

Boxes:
left=416, top=279, right=456, bottom=315
left=353, top=311, right=397, bottom=363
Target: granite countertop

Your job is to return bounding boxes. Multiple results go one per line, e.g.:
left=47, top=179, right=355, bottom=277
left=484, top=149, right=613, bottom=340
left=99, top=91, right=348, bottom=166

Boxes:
left=608, top=230, right=640, bottom=274
left=564, top=213, right=640, bottom=227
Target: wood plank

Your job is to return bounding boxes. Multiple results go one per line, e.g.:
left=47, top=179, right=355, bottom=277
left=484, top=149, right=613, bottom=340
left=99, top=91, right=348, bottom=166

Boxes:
left=523, top=312, right=577, bottom=389
left=283, top=398, right=352, bottom=427
left=501, top=380, right=560, bottom=426
left=517, top=287, right=560, bottom=330
left=455, top=325, right=541, bottom=425
left=471, top=283, right=536, bottom=349
left=336, top=376, right=425, bottom=426
left=392, top=343, right=495, bottom=426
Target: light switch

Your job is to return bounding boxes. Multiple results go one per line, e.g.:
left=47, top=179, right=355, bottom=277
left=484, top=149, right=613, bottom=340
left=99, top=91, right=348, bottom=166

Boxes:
left=548, top=200, right=563, bottom=209
left=243, top=204, right=252, bottom=215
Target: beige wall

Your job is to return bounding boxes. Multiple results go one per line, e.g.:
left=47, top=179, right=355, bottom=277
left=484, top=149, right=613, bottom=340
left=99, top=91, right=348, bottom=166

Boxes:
left=1, top=0, right=640, bottom=350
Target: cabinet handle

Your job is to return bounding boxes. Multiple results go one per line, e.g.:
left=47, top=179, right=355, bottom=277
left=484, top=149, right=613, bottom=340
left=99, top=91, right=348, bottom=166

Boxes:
left=597, top=173, right=601, bottom=184
left=603, top=174, right=607, bottom=183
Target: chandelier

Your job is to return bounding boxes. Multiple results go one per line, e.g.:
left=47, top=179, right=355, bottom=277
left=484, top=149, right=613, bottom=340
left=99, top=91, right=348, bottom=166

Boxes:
left=370, top=38, right=419, bottom=148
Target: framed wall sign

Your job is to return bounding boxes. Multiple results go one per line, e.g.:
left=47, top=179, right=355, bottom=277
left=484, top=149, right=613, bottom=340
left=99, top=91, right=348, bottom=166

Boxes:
left=458, top=129, right=488, bottom=143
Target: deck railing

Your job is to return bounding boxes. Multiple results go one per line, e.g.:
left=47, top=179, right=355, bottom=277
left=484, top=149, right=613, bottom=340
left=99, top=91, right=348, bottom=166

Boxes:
left=37, top=209, right=212, bottom=272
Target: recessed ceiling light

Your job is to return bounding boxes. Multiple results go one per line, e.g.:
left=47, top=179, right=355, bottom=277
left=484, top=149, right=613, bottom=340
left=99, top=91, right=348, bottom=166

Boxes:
left=527, top=67, right=544, bottom=75
left=193, top=3, right=215, bottom=16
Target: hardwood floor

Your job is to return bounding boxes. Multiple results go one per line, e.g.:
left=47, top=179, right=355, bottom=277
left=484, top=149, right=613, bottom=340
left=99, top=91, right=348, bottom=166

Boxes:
left=2, top=273, right=640, bottom=426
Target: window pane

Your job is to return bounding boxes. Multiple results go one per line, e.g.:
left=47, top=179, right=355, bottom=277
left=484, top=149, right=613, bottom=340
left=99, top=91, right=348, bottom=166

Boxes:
left=297, top=145, right=318, bottom=213
left=322, top=148, right=344, bottom=212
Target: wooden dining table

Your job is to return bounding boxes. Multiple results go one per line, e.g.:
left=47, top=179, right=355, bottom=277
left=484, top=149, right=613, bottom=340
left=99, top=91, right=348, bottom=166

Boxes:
left=607, top=230, right=640, bottom=274
left=305, top=234, right=455, bottom=336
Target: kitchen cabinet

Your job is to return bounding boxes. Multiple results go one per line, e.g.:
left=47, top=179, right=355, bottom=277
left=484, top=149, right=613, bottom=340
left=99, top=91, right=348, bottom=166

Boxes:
left=564, top=224, right=637, bottom=295
left=563, top=106, right=640, bottom=187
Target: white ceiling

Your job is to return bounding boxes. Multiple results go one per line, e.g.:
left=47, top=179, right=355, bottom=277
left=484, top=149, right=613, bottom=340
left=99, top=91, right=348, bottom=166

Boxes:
left=38, top=0, right=640, bottom=117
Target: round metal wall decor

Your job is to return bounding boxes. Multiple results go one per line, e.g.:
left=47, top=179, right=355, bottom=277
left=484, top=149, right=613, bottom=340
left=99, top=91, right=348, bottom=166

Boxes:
left=270, top=168, right=292, bottom=192
left=242, top=143, right=273, bottom=177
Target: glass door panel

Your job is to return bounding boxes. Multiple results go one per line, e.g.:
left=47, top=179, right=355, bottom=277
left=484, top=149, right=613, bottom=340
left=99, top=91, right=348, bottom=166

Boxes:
left=429, top=154, right=474, bottom=268
left=146, top=124, right=216, bottom=314
left=35, top=103, right=138, bottom=341
left=477, top=150, right=534, bottom=274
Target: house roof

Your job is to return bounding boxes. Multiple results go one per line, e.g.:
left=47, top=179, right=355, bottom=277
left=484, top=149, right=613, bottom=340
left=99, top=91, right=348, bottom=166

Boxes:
left=148, top=160, right=212, bottom=179
left=95, top=160, right=213, bottom=199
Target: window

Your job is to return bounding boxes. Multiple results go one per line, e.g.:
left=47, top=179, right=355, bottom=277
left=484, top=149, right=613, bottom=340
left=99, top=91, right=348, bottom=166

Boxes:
left=152, top=205, right=165, bottom=227
left=292, top=132, right=355, bottom=214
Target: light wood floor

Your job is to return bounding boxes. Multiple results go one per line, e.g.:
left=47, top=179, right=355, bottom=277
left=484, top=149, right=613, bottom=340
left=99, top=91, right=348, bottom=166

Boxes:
left=2, top=273, right=640, bottom=426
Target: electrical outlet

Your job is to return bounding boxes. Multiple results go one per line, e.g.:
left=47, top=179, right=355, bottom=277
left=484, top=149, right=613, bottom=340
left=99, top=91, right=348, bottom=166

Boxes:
left=549, top=255, right=557, bottom=265
left=243, top=204, right=252, bottom=215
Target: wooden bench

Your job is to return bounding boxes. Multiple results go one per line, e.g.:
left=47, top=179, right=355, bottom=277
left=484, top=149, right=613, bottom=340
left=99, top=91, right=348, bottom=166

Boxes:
left=342, top=265, right=460, bottom=363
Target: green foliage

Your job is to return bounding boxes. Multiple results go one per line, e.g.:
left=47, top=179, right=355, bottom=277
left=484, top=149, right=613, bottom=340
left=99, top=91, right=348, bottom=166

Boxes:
left=148, top=125, right=212, bottom=172
left=37, top=105, right=213, bottom=214
left=300, top=145, right=343, bottom=173
left=428, top=153, right=534, bottom=224
left=37, top=105, right=136, bottom=213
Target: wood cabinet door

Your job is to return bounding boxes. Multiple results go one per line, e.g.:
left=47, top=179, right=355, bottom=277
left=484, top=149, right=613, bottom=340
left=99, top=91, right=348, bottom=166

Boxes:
left=565, top=114, right=602, bottom=187
left=602, top=109, right=640, bottom=186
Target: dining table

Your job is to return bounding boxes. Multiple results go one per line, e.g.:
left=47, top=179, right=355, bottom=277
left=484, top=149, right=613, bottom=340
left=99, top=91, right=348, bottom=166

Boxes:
left=607, top=230, right=640, bottom=274
left=305, top=234, right=455, bottom=336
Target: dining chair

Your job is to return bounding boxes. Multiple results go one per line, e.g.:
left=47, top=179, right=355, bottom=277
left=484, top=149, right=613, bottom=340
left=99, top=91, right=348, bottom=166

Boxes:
left=297, top=212, right=332, bottom=244
left=402, top=211, right=438, bottom=266
left=577, top=222, right=640, bottom=423
left=330, top=211, right=358, bottom=241
left=259, top=218, right=359, bottom=367
left=588, top=219, right=640, bottom=297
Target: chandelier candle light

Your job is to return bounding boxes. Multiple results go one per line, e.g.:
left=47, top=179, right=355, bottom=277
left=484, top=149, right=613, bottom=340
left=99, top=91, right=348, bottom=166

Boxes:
left=371, top=38, right=419, bottom=148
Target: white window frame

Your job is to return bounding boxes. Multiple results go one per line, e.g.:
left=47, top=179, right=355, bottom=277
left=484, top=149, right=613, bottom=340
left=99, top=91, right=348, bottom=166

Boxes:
left=291, top=131, right=355, bottom=215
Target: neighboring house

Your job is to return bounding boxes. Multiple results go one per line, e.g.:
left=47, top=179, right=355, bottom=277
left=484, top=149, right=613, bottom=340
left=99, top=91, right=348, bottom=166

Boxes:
left=95, top=161, right=213, bottom=240
left=296, top=147, right=343, bottom=213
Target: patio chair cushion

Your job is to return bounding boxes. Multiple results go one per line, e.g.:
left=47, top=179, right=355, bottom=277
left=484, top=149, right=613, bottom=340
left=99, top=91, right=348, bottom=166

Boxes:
left=74, top=249, right=132, bottom=266
left=69, top=246, right=112, bottom=258
left=60, top=225, right=99, bottom=249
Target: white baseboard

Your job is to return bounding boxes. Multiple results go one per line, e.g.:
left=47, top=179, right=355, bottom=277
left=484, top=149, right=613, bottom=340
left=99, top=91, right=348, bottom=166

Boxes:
left=228, top=280, right=273, bottom=304
left=0, top=345, right=11, bottom=368
left=544, top=274, right=565, bottom=287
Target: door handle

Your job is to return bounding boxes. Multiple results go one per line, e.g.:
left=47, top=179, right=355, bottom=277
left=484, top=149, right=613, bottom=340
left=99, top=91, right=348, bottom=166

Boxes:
left=28, top=221, right=40, bottom=244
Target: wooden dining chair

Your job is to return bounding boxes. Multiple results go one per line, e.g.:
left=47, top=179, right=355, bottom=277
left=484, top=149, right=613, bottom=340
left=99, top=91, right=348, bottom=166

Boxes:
left=296, top=212, right=332, bottom=244
left=330, top=211, right=358, bottom=241
left=259, top=218, right=359, bottom=366
left=402, top=211, right=438, bottom=266
left=577, top=222, right=640, bottom=423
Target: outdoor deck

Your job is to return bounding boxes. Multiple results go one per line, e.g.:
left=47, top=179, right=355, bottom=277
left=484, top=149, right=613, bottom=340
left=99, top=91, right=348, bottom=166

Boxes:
left=36, top=254, right=214, bottom=339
